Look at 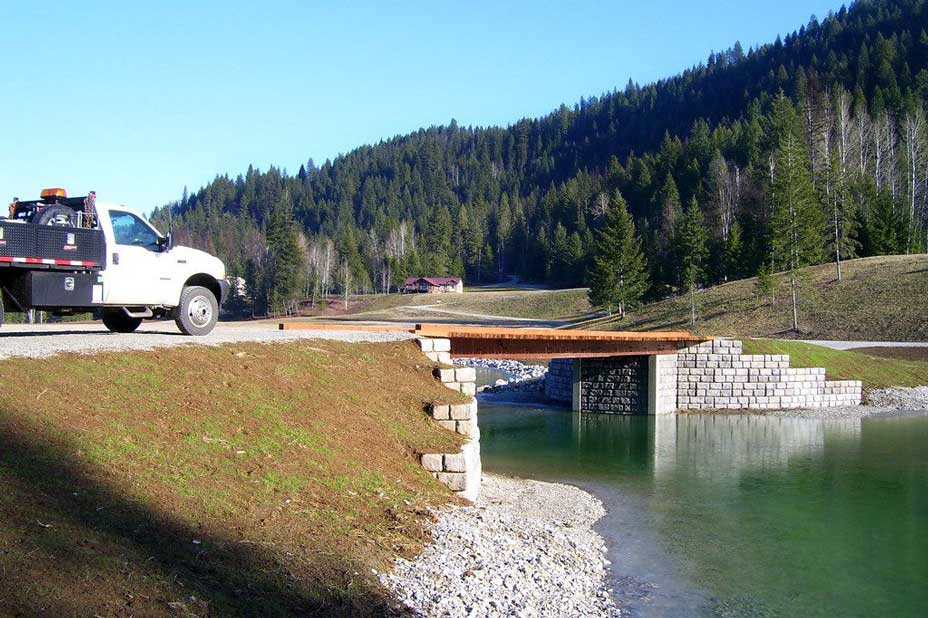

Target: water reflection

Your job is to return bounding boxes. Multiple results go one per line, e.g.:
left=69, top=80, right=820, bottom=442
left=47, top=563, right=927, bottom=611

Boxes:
left=479, top=403, right=928, bottom=618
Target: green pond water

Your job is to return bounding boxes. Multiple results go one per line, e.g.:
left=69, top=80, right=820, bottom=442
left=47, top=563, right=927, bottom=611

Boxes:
left=478, top=398, right=928, bottom=617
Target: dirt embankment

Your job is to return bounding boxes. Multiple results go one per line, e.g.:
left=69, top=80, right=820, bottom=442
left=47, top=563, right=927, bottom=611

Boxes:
left=0, top=338, right=466, bottom=617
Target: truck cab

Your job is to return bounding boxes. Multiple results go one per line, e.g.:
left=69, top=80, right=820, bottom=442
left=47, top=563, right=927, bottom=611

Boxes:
left=1, top=189, right=229, bottom=335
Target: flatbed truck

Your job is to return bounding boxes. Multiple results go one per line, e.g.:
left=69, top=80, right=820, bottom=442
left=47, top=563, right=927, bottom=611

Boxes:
left=1, top=188, right=228, bottom=335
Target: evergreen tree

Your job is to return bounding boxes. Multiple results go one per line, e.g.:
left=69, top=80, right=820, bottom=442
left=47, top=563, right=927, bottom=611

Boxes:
left=587, top=191, right=649, bottom=317
left=870, top=187, right=904, bottom=253
left=725, top=219, right=745, bottom=280
left=769, top=95, right=826, bottom=332
left=550, top=223, right=573, bottom=286
left=755, top=262, right=777, bottom=305
left=675, top=197, right=710, bottom=326
left=266, top=190, right=303, bottom=313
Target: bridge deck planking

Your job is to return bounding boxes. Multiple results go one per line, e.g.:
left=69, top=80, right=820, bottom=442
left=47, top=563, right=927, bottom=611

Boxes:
left=415, top=324, right=711, bottom=359
left=415, top=324, right=705, bottom=340
left=275, top=322, right=711, bottom=359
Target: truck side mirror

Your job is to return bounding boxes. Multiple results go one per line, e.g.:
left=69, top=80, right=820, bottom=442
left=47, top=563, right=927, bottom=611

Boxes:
left=163, top=232, right=176, bottom=252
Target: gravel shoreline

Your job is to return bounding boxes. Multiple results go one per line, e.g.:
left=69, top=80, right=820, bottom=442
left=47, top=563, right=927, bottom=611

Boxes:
left=866, top=385, right=928, bottom=410
left=380, top=474, right=620, bottom=618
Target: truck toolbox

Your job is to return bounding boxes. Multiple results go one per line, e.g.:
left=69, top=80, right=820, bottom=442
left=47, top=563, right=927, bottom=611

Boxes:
left=0, top=220, right=104, bottom=269
left=0, top=221, right=37, bottom=259
left=23, top=271, right=100, bottom=308
left=35, top=226, right=105, bottom=264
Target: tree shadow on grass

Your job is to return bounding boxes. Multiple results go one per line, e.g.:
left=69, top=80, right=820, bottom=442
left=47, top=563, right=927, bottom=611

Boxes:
left=0, top=417, right=408, bottom=618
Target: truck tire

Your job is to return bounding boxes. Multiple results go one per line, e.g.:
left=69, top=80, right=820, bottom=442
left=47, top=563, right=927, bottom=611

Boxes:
left=102, top=309, right=142, bottom=333
left=175, top=285, right=218, bottom=336
left=34, top=205, right=76, bottom=227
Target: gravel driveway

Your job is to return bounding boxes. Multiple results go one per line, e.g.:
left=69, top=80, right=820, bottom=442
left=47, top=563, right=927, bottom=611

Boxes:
left=0, top=321, right=412, bottom=360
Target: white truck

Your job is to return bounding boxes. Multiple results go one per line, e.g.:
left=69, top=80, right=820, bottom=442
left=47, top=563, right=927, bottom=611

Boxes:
left=1, top=188, right=229, bottom=335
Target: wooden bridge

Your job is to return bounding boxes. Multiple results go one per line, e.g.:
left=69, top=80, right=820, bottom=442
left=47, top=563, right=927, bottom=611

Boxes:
left=279, top=321, right=709, bottom=359
left=410, top=324, right=709, bottom=359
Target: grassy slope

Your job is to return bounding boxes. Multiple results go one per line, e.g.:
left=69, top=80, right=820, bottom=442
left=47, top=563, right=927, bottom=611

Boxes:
left=743, top=339, right=928, bottom=389
left=602, top=255, right=928, bottom=341
left=0, top=340, right=466, bottom=617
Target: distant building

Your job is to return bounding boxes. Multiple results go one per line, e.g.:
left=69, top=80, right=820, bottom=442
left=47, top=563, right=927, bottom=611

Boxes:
left=403, top=276, right=464, bottom=294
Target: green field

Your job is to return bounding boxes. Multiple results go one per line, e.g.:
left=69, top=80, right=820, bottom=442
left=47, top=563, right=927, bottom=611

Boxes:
left=0, top=340, right=466, bottom=617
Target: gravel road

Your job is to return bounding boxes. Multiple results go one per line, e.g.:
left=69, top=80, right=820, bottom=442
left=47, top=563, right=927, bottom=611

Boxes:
left=0, top=321, right=412, bottom=360
left=380, top=474, right=620, bottom=618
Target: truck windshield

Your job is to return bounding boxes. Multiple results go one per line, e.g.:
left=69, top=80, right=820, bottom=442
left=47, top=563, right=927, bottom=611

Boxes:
left=111, top=210, right=161, bottom=250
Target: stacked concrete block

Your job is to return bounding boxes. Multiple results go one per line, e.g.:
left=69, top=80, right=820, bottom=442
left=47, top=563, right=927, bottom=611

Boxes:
left=544, top=359, right=574, bottom=403
left=417, top=336, right=481, bottom=502
left=650, top=354, right=679, bottom=414
left=676, top=339, right=862, bottom=410
left=428, top=399, right=479, bottom=438
left=433, top=366, right=477, bottom=397
left=417, top=337, right=452, bottom=365
left=419, top=440, right=480, bottom=501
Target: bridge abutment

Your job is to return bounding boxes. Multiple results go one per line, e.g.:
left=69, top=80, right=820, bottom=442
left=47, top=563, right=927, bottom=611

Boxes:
left=545, top=339, right=862, bottom=414
left=547, top=355, right=678, bottom=415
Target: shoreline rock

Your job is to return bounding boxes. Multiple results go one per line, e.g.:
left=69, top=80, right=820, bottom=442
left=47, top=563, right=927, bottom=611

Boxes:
left=454, top=358, right=547, bottom=394
left=380, top=474, right=620, bottom=617
left=865, top=385, right=928, bottom=410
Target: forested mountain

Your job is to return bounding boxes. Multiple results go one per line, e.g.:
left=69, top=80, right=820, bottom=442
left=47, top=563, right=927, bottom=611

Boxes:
left=152, top=0, right=928, bottom=314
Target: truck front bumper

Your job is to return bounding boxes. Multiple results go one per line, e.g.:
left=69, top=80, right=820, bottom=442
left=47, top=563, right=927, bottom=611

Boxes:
left=218, top=279, right=231, bottom=305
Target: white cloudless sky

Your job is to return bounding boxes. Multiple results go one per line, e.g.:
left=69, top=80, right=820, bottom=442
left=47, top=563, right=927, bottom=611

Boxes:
left=1, top=0, right=841, bottom=215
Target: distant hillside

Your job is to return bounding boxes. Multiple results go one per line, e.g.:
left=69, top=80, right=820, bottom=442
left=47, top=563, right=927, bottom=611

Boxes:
left=598, top=254, right=928, bottom=341
left=156, top=0, right=928, bottom=315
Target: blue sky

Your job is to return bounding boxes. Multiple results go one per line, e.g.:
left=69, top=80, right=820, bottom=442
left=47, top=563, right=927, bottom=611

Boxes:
left=2, top=1, right=841, bottom=214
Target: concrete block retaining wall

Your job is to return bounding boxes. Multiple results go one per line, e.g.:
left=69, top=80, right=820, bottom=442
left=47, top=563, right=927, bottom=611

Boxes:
left=543, top=339, right=862, bottom=413
left=416, top=337, right=481, bottom=502
left=677, top=340, right=862, bottom=410
left=417, top=336, right=452, bottom=364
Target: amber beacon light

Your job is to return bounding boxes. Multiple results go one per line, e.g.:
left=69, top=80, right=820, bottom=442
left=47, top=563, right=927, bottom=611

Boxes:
left=40, top=188, right=67, bottom=199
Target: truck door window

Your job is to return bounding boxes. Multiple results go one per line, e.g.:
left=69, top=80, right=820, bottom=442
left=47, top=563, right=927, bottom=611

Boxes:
left=111, top=211, right=160, bottom=250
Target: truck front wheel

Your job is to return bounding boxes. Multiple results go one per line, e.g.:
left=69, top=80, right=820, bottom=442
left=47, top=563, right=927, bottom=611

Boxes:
left=102, top=309, right=142, bottom=333
left=175, top=285, right=218, bottom=336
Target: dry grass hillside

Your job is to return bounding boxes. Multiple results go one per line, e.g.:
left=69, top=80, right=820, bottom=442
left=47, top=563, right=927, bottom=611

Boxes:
left=0, top=340, right=466, bottom=617
left=599, top=255, right=928, bottom=341
left=286, top=287, right=594, bottom=323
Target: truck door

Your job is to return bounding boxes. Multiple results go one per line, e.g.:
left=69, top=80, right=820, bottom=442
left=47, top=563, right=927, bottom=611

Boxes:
left=102, top=209, right=171, bottom=305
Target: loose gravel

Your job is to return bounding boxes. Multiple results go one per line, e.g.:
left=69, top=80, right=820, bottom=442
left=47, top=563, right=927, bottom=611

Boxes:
left=866, top=386, right=928, bottom=410
left=0, top=322, right=412, bottom=360
left=380, top=474, right=620, bottom=618
left=456, top=358, right=547, bottom=394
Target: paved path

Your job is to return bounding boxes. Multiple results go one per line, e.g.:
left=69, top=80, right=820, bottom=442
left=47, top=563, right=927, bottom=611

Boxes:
left=0, top=322, right=411, bottom=360
left=798, top=340, right=928, bottom=350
